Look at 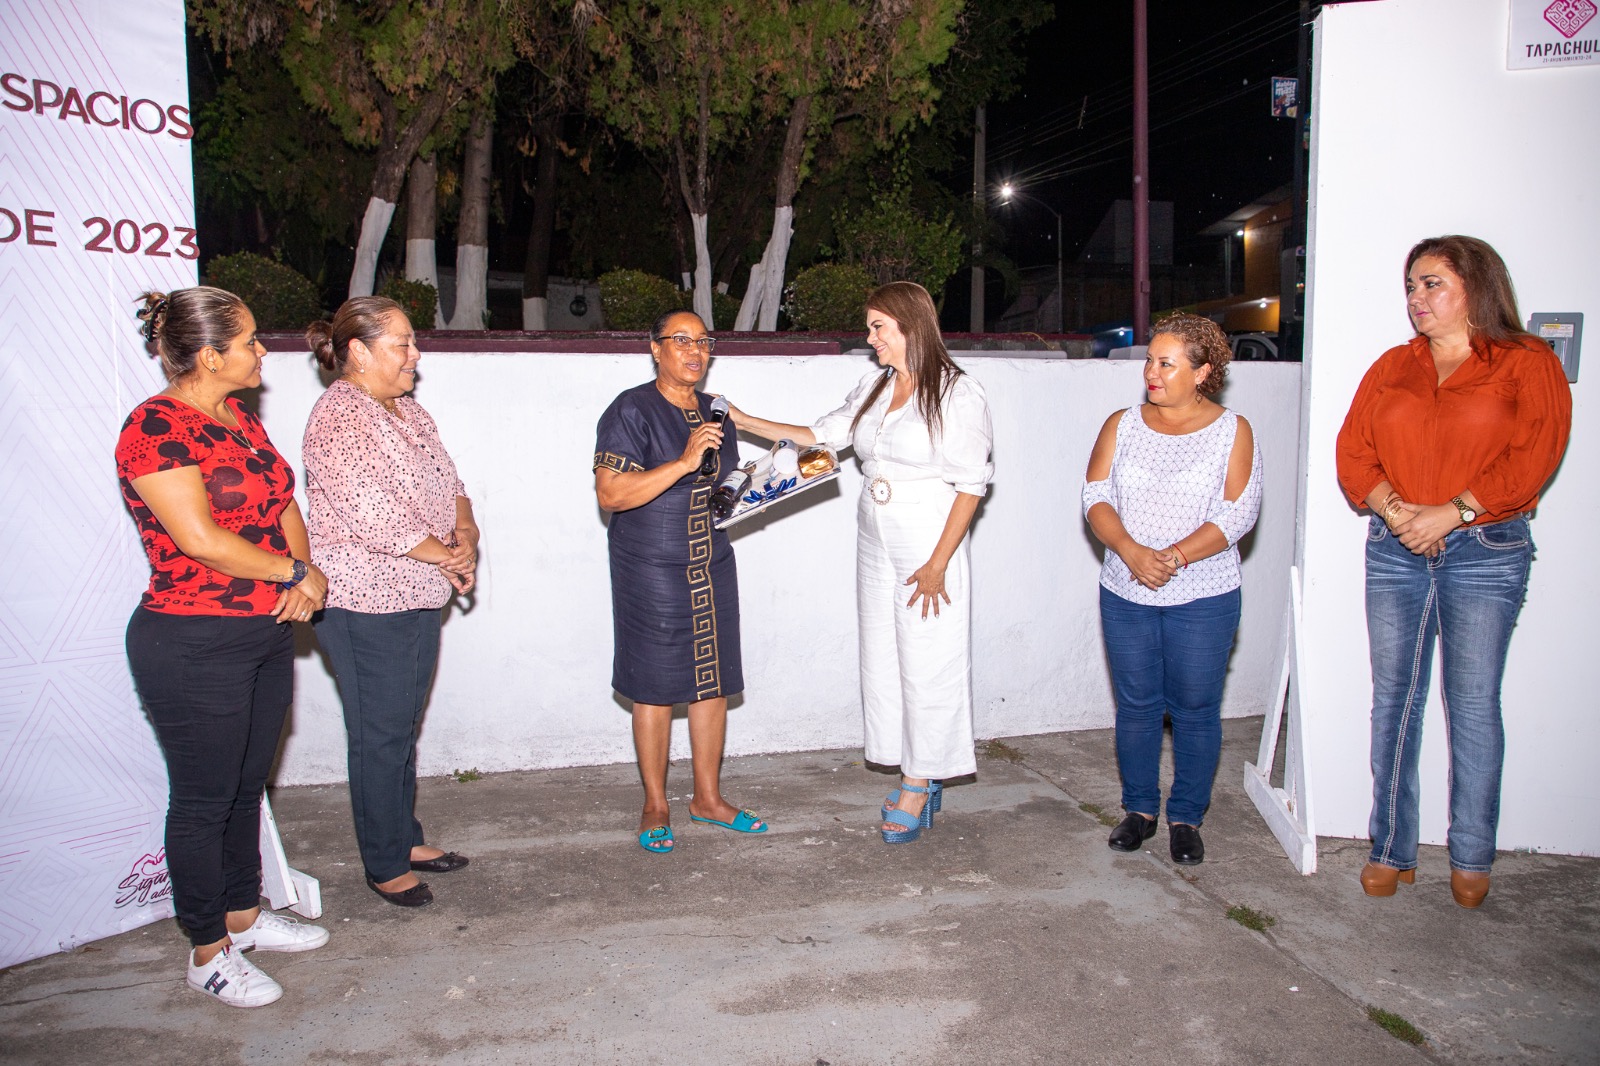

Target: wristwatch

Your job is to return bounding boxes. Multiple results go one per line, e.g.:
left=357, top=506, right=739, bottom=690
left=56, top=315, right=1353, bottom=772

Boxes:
left=279, top=558, right=308, bottom=590
left=1450, top=496, right=1476, bottom=525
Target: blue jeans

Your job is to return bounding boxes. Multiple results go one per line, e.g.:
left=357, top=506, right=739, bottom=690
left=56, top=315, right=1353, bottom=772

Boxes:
left=315, top=607, right=443, bottom=883
left=1100, top=585, right=1242, bottom=826
left=1365, top=515, right=1533, bottom=873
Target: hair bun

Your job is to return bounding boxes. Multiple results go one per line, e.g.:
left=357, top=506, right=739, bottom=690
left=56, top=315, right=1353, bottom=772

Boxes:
left=136, top=291, right=170, bottom=345
left=305, top=320, right=337, bottom=370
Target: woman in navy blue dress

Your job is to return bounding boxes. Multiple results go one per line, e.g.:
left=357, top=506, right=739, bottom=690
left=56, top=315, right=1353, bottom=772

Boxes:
left=593, top=311, right=766, bottom=853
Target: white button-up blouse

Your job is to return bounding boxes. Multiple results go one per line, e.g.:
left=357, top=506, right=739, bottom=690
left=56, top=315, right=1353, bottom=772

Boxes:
left=810, top=369, right=995, bottom=496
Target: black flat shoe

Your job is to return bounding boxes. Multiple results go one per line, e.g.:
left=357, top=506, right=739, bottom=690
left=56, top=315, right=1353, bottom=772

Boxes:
left=1169, top=823, right=1205, bottom=865
left=1107, top=812, right=1158, bottom=852
left=410, top=852, right=470, bottom=873
left=367, top=874, right=434, bottom=908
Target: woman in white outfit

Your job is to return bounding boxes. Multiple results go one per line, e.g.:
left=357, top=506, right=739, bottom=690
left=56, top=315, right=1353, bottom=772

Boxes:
left=729, top=281, right=994, bottom=843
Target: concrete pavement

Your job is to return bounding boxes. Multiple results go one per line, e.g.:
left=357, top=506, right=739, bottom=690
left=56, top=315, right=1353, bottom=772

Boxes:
left=3, top=717, right=1595, bottom=1064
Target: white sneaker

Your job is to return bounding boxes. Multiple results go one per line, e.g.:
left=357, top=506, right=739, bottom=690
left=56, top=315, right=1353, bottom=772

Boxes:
left=186, top=945, right=283, bottom=1008
left=231, top=910, right=330, bottom=953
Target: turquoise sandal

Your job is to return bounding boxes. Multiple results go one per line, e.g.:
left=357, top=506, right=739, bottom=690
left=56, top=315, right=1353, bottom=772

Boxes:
left=638, top=825, right=675, bottom=853
left=689, top=809, right=768, bottom=834
left=880, top=781, right=938, bottom=829
left=881, top=806, right=923, bottom=844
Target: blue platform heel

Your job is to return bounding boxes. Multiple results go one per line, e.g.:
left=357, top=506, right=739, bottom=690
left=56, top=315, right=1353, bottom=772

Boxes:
left=882, top=780, right=942, bottom=824
left=880, top=781, right=936, bottom=843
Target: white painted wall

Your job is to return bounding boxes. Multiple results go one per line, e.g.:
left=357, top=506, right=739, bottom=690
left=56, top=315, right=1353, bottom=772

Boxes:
left=1300, top=0, right=1599, bottom=856
left=250, top=351, right=1301, bottom=786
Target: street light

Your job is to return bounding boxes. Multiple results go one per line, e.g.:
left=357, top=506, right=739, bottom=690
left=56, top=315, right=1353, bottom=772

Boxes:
left=999, top=182, right=1064, bottom=334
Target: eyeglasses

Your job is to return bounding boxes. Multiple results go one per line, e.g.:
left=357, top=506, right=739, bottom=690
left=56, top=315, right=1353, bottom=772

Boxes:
left=654, top=333, right=715, bottom=353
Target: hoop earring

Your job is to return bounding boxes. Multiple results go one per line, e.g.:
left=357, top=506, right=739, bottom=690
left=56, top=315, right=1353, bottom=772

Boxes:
left=1466, top=317, right=1479, bottom=331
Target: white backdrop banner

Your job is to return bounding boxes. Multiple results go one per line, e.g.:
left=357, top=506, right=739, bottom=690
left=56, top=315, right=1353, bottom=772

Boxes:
left=0, top=0, right=194, bottom=967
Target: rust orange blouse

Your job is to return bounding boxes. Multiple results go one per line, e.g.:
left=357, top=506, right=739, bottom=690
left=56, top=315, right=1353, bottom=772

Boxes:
left=1336, top=335, right=1571, bottom=522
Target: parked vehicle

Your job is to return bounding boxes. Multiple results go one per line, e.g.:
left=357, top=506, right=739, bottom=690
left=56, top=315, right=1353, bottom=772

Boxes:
left=1229, top=332, right=1280, bottom=361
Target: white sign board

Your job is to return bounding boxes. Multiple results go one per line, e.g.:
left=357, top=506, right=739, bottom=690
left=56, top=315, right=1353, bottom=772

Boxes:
left=1509, top=0, right=1600, bottom=68
left=0, top=0, right=194, bottom=967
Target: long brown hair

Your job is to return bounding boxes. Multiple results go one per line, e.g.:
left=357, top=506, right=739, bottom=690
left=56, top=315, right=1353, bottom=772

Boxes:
left=1405, top=235, right=1535, bottom=351
left=849, top=281, right=964, bottom=438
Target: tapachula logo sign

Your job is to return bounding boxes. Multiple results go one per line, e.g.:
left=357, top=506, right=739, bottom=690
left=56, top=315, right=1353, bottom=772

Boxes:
left=2, top=72, right=194, bottom=139
left=1544, top=0, right=1597, bottom=37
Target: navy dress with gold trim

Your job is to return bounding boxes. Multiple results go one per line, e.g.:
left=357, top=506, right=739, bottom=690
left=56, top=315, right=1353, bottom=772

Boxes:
left=594, top=383, right=743, bottom=704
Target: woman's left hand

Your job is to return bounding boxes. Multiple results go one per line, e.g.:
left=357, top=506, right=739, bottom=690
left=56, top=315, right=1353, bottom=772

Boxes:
left=1392, top=503, right=1463, bottom=554
left=271, top=562, right=327, bottom=623
left=439, top=529, right=478, bottom=593
left=904, top=562, right=953, bottom=619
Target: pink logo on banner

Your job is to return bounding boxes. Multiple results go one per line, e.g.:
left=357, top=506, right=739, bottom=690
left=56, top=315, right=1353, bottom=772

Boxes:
left=115, top=851, right=173, bottom=908
left=1545, top=0, right=1597, bottom=38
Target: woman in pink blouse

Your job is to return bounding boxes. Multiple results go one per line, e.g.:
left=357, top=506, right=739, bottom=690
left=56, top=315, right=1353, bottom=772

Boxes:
left=303, top=297, right=480, bottom=908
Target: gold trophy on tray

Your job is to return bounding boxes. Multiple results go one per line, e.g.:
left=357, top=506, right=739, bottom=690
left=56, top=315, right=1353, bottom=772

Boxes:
left=711, top=439, right=840, bottom=528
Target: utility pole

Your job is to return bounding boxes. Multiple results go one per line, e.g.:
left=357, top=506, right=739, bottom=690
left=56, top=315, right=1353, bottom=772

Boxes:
left=1132, top=0, right=1151, bottom=345
left=970, top=104, right=986, bottom=333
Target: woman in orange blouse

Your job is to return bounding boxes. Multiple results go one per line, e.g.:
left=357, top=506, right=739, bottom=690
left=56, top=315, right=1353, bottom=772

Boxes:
left=1336, top=235, right=1570, bottom=908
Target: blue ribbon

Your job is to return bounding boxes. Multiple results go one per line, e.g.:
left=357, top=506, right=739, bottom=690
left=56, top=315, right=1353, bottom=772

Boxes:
left=743, top=476, right=799, bottom=505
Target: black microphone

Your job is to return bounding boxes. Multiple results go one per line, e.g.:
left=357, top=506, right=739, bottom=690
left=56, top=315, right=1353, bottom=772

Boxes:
left=699, top=396, right=730, bottom=476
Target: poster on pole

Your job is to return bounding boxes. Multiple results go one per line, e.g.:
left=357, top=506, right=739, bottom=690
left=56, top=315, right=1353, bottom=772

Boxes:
left=0, top=0, right=195, bottom=967
left=1509, top=0, right=1599, bottom=68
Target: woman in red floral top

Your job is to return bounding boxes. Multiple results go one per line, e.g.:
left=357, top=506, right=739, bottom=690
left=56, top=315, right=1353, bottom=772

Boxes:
left=118, top=287, right=331, bottom=1009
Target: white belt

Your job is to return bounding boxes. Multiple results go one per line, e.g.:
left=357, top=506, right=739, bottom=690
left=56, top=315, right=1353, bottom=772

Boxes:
left=864, top=476, right=953, bottom=506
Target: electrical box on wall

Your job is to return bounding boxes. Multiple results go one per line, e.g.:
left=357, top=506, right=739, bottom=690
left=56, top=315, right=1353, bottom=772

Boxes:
left=1529, top=313, right=1582, bottom=382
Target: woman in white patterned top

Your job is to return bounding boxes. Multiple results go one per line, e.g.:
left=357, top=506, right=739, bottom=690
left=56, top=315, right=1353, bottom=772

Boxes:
left=1082, top=313, right=1262, bottom=866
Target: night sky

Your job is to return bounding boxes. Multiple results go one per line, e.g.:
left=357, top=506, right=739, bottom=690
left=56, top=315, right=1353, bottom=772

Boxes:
left=986, top=1, right=1308, bottom=269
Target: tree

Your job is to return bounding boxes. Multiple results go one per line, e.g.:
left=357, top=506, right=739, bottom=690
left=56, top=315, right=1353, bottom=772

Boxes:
left=404, top=153, right=443, bottom=327
left=506, top=0, right=599, bottom=329
left=191, top=0, right=515, bottom=297
left=587, top=1, right=764, bottom=327
left=445, top=105, right=495, bottom=328
left=734, top=0, right=962, bottom=331
left=191, top=51, right=372, bottom=290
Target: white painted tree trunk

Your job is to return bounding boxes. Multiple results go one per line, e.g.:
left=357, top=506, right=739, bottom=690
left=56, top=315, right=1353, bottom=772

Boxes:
left=447, top=244, right=489, bottom=329
left=523, top=295, right=548, bottom=330
left=690, top=211, right=714, bottom=327
left=733, top=258, right=765, bottom=331
left=404, top=239, right=442, bottom=328
left=757, top=204, right=795, bottom=332
left=349, top=197, right=397, bottom=298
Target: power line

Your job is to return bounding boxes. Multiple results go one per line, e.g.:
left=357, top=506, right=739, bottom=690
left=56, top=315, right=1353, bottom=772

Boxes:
left=988, top=8, right=1299, bottom=161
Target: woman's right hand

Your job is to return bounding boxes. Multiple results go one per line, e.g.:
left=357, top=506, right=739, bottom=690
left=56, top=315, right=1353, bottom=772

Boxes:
left=677, top=419, right=724, bottom=472
left=1119, top=543, right=1179, bottom=590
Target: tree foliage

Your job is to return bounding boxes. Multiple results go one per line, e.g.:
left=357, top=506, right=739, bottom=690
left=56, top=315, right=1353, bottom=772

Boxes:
left=598, top=268, right=687, bottom=330
left=830, top=151, right=964, bottom=297
left=204, top=252, right=324, bottom=330
left=378, top=276, right=441, bottom=330
left=192, top=53, right=371, bottom=266
left=784, top=263, right=875, bottom=331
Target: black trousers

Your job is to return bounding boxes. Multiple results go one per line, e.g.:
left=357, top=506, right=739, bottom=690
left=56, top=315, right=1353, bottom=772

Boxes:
left=126, top=608, right=293, bottom=946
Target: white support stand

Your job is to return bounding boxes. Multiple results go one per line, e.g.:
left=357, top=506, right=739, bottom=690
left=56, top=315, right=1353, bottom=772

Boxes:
left=259, top=795, right=323, bottom=919
left=1244, top=566, right=1318, bottom=874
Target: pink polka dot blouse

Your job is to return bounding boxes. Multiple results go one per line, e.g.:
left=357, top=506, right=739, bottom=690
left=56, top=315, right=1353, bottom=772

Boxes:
left=303, top=379, right=468, bottom=613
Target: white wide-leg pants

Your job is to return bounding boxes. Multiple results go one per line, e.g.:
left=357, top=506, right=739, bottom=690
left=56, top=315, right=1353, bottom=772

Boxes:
left=856, top=478, right=976, bottom=779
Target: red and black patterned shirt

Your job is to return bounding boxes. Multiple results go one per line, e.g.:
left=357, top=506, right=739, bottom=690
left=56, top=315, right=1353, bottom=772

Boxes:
left=116, top=395, right=295, bottom=615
